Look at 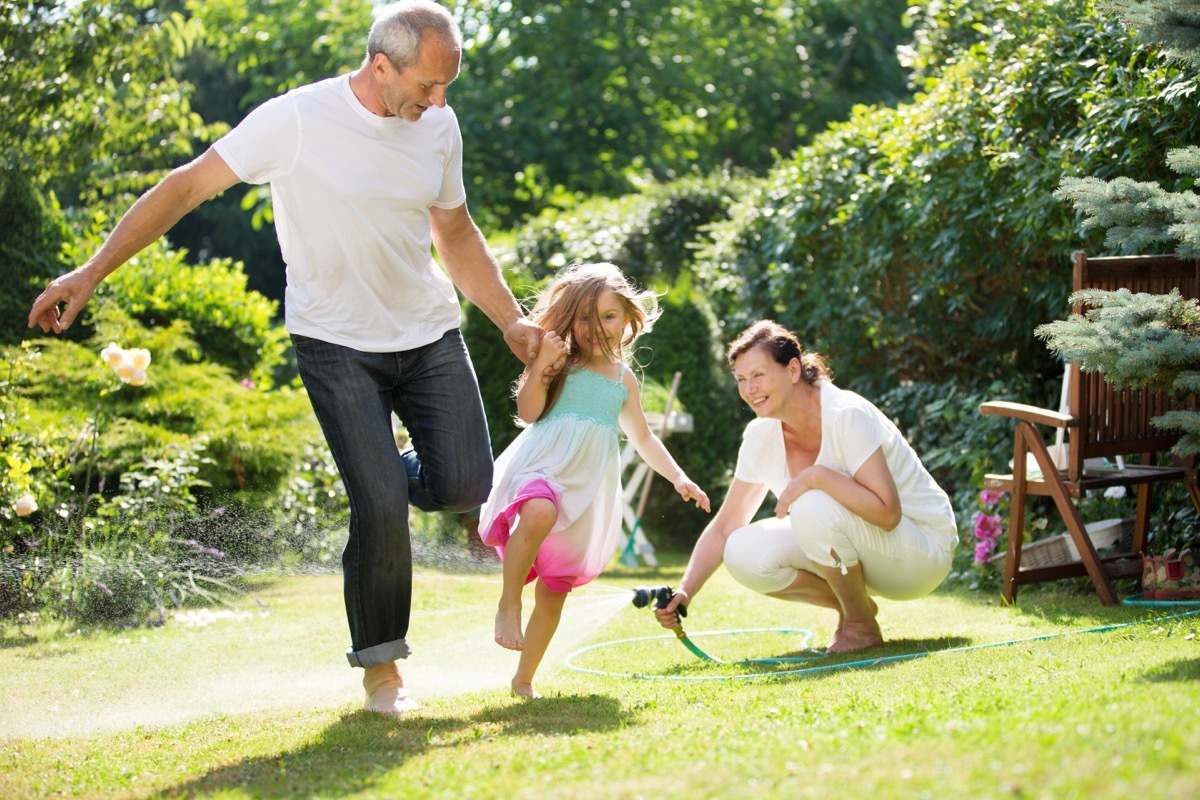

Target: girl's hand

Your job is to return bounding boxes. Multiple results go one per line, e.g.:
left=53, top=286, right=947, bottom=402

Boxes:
left=534, top=331, right=568, bottom=383
left=773, top=466, right=828, bottom=518
left=674, top=477, right=711, bottom=512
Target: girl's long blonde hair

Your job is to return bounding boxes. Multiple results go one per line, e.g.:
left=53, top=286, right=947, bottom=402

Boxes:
left=518, top=261, right=660, bottom=422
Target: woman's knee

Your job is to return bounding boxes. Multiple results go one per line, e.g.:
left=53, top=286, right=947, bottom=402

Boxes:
left=723, top=523, right=798, bottom=595
left=788, top=490, right=856, bottom=568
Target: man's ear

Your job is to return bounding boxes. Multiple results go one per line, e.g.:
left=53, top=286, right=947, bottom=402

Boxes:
left=370, top=52, right=394, bottom=78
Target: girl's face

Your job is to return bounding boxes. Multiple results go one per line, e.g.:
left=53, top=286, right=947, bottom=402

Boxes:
left=732, top=346, right=798, bottom=418
left=574, top=289, right=627, bottom=360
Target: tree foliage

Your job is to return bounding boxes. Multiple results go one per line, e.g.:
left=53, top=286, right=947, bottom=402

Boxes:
left=0, top=0, right=220, bottom=202
left=694, top=0, right=1200, bottom=400
left=448, top=0, right=911, bottom=227
left=1043, top=1, right=1200, bottom=458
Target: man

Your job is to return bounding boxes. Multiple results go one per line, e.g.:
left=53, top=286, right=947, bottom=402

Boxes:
left=28, top=0, right=542, bottom=714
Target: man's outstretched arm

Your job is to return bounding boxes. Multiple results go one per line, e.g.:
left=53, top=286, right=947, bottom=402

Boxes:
left=28, top=148, right=242, bottom=334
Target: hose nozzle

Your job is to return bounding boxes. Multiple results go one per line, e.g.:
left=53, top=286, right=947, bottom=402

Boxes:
left=630, top=585, right=687, bottom=618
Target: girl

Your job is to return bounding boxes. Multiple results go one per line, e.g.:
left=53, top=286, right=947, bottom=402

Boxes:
left=478, top=261, right=710, bottom=697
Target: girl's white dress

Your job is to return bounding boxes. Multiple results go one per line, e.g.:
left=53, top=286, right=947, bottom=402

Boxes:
left=477, top=365, right=627, bottom=592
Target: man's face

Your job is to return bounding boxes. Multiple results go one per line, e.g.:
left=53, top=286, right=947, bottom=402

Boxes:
left=377, top=34, right=460, bottom=121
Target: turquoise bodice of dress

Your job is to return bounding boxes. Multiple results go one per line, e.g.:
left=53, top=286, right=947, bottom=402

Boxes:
left=541, top=366, right=628, bottom=431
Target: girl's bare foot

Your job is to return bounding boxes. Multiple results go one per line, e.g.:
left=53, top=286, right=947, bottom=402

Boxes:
left=363, top=665, right=422, bottom=714
left=495, top=606, right=524, bottom=650
left=511, top=678, right=540, bottom=698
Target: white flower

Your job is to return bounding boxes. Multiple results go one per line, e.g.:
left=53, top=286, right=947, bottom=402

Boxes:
left=14, top=494, right=38, bottom=517
left=100, top=342, right=126, bottom=367
left=1103, top=486, right=1127, bottom=499
left=104, top=343, right=151, bottom=384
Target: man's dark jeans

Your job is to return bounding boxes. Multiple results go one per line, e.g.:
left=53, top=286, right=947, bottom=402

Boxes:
left=292, top=329, right=492, bottom=668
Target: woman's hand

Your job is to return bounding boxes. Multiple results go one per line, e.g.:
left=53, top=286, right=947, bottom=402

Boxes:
left=674, top=476, right=711, bottom=512
left=654, top=588, right=689, bottom=629
left=774, top=465, right=831, bottom=518
left=774, top=452, right=902, bottom=531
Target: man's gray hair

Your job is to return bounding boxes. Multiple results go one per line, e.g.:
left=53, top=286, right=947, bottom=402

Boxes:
left=367, top=1, right=461, bottom=71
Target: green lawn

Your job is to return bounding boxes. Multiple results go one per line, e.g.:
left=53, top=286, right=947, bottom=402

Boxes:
left=2, top=556, right=1198, bottom=799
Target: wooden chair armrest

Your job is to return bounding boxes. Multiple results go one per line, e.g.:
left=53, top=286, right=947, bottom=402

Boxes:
left=979, top=400, right=1076, bottom=429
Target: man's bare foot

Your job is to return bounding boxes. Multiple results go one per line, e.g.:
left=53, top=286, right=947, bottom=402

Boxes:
left=511, top=678, right=540, bottom=698
left=495, top=606, right=524, bottom=651
left=363, top=665, right=422, bottom=714
left=826, top=619, right=884, bottom=653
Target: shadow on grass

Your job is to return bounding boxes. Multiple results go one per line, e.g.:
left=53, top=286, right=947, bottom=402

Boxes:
left=600, top=635, right=975, bottom=681
left=1140, top=656, right=1200, bottom=683
left=157, top=693, right=631, bottom=798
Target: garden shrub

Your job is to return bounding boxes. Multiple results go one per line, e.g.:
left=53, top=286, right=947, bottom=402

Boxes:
left=0, top=167, right=66, bottom=346
left=634, top=281, right=750, bottom=547
left=696, top=0, right=1200, bottom=402
left=499, top=171, right=750, bottom=286
left=62, top=207, right=290, bottom=389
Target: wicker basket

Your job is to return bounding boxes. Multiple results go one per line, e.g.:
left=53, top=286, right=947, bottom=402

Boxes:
left=993, top=534, right=1073, bottom=573
left=992, top=518, right=1134, bottom=573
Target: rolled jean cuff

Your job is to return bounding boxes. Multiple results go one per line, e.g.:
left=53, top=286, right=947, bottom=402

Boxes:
left=346, top=638, right=412, bottom=668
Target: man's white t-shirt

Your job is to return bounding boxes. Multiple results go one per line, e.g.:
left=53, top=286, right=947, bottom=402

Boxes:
left=734, top=380, right=958, bottom=552
left=213, top=74, right=466, bottom=352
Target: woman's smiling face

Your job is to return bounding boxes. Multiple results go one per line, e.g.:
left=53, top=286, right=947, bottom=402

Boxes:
left=733, top=346, right=796, bottom=417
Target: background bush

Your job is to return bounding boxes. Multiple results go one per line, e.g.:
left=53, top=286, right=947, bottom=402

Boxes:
left=0, top=168, right=65, bottom=346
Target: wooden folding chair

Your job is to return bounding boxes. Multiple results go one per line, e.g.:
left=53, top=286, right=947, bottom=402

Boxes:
left=979, top=252, right=1200, bottom=604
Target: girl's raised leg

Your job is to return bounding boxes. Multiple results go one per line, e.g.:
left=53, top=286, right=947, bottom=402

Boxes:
left=495, top=497, right=557, bottom=650
left=512, top=578, right=568, bottom=698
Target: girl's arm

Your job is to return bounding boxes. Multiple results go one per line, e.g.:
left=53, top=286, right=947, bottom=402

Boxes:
left=654, top=478, right=768, bottom=628
left=617, top=370, right=710, bottom=511
left=515, top=331, right=569, bottom=424
left=773, top=447, right=902, bottom=530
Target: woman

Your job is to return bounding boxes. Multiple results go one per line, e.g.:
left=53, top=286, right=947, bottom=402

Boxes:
left=655, top=320, right=957, bottom=652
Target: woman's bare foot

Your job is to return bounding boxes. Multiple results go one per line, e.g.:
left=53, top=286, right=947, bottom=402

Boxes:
left=833, top=597, right=879, bottom=639
left=495, top=605, right=524, bottom=650
left=363, top=664, right=422, bottom=714
left=511, top=678, right=540, bottom=698
left=826, top=618, right=883, bottom=653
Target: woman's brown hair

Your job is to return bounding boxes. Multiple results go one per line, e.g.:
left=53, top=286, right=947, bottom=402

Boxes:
left=726, top=320, right=830, bottom=385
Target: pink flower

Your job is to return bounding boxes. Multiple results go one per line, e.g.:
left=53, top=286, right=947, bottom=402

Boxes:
left=978, top=489, right=1005, bottom=507
left=242, top=379, right=256, bottom=391
left=973, top=511, right=1002, bottom=541
left=974, top=540, right=995, bottom=565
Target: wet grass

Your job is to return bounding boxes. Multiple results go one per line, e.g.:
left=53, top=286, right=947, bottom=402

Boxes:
left=2, top=556, right=1199, bottom=799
